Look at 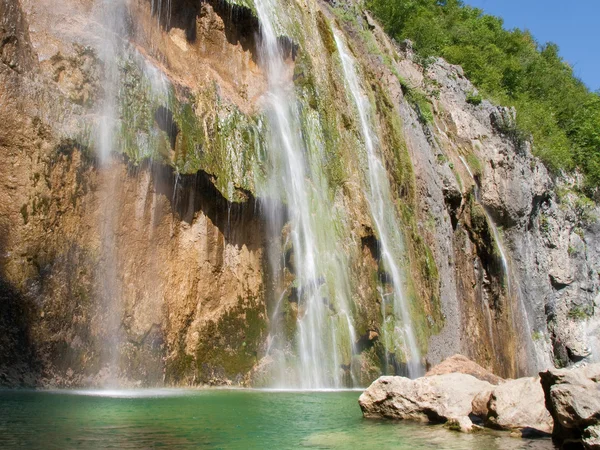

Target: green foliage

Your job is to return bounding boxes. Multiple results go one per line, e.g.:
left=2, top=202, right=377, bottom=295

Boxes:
left=366, top=0, right=600, bottom=189
left=538, top=214, right=550, bottom=233
left=572, top=94, right=600, bottom=188
left=465, top=152, right=483, bottom=177
left=574, top=194, right=597, bottom=225
left=402, top=83, right=434, bottom=124
left=333, top=5, right=359, bottom=26
left=568, top=305, right=591, bottom=321
left=465, top=91, right=482, bottom=106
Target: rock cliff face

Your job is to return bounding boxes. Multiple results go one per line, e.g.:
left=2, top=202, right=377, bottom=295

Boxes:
left=0, top=0, right=598, bottom=387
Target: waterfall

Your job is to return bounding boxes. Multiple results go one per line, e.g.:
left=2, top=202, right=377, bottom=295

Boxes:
left=96, top=0, right=125, bottom=164
left=333, top=31, right=423, bottom=378
left=94, top=0, right=129, bottom=384
left=93, top=0, right=171, bottom=385
left=255, top=0, right=357, bottom=389
left=458, top=156, right=551, bottom=374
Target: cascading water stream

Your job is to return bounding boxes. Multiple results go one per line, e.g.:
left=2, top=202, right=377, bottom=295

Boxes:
left=150, top=0, right=172, bottom=26
left=255, top=0, right=357, bottom=388
left=333, top=31, right=422, bottom=378
left=458, top=156, right=551, bottom=373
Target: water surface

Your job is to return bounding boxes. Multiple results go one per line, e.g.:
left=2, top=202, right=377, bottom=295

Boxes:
left=0, top=390, right=555, bottom=449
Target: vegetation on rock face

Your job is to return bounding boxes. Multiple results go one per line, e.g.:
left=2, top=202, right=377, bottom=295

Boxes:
left=367, top=0, right=600, bottom=192
left=112, top=50, right=265, bottom=202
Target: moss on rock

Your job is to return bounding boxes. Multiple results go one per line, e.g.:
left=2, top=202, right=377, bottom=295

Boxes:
left=194, top=296, right=267, bottom=384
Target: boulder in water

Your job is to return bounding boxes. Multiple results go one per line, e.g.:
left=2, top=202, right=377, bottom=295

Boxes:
left=358, top=373, right=493, bottom=432
left=361, top=356, right=554, bottom=438
left=473, top=377, right=553, bottom=436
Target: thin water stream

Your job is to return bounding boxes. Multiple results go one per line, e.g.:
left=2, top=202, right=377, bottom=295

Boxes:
left=94, top=0, right=172, bottom=383
left=95, top=0, right=128, bottom=382
left=458, top=156, right=551, bottom=374
left=333, top=31, right=422, bottom=377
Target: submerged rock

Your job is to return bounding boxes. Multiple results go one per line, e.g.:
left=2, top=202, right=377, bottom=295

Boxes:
left=425, top=354, right=504, bottom=385
left=359, top=374, right=493, bottom=432
left=540, top=364, right=600, bottom=449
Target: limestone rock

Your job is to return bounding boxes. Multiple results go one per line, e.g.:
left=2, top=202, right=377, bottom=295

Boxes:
left=549, top=266, right=575, bottom=288
left=425, top=354, right=503, bottom=385
left=490, top=106, right=517, bottom=135
left=1, top=0, right=599, bottom=391
left=359, top=374, right=493, bottom=432
left=478, top=377, right=553, bottom=436
left=361, top=371, right=554, bottom=438
left=540, top=364, right=600, bottom=449
left=584, top=425, right=600, bottom=450
left=471, top=388, right=493, bottom=418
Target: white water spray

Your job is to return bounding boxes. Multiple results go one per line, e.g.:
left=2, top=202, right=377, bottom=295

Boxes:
left=93, top=0, right=171, bottom=385
left=255, top=0, right=357, bottom=388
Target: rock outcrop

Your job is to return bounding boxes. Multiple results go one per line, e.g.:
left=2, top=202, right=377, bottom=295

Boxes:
left=540, top=364, right=600, bottom=449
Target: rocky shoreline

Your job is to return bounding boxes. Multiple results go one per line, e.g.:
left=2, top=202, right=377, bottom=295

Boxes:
left=359, top=355, right=600, bottom=449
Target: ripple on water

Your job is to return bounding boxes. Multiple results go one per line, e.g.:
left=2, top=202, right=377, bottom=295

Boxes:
left=55, top=389, right=195, bottom=399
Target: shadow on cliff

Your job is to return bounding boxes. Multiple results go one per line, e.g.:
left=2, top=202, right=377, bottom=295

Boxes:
left=0, top=232, right=42, bottom=387
left=124, top=157, right=278, bottom=252
left=152, top=0, right=258, bottom=50
left=149, top=0, right=297, bottom=61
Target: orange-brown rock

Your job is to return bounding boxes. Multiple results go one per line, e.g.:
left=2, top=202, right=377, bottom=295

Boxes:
left=426, top=354, right=504, bottom=385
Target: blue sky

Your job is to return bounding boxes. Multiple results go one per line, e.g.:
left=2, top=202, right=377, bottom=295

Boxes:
left=463, top=0, right=599, bottom=91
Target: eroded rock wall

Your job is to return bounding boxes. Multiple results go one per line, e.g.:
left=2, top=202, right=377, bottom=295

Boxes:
left=353, top=9, right=599, bottom=376
left=0, top=0, right=270, bottom=387
left=0, top=0, right=598, bottom=387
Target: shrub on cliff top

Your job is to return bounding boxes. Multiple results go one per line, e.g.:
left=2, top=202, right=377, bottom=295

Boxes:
left=366, top=0, right=600, bottom=193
